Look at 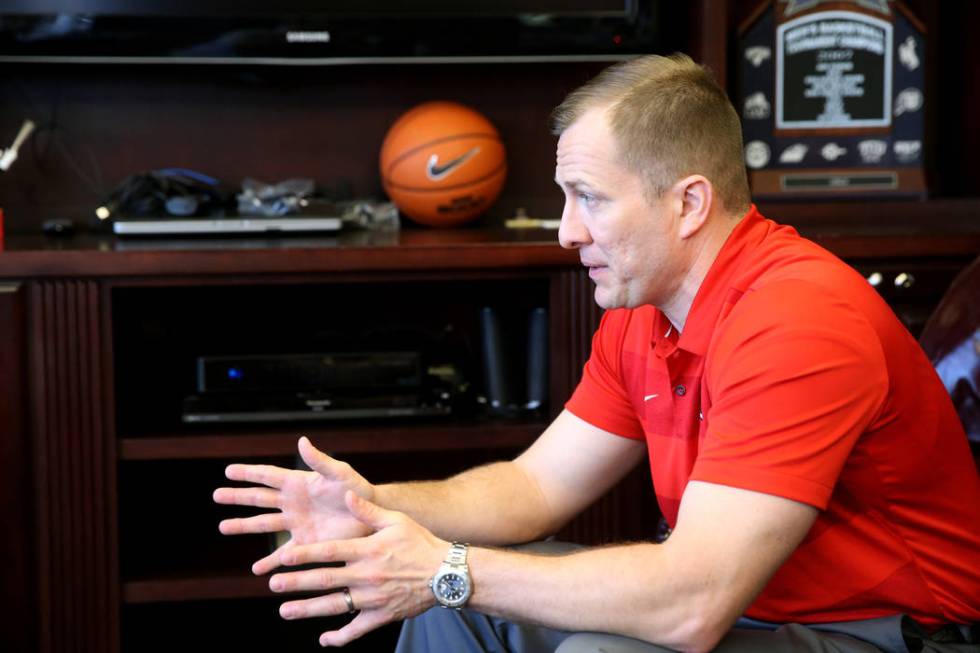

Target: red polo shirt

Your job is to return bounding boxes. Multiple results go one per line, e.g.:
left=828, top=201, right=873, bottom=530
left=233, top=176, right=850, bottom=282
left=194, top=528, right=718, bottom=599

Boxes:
left=566, top=206, right=980, bottom=627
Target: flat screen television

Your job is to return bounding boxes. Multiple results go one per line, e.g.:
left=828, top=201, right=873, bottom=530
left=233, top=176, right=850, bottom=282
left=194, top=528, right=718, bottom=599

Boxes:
left=0, top=0, right=681, bottom=65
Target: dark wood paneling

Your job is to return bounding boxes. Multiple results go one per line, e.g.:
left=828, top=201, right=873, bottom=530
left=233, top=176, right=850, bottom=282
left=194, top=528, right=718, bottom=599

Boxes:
left=558, top=464, right=660, bottom=546
left=29, top=279, right=118, bottom=653
left=0, top=283, right=36, bottom=653
left=690, top=0, right=732, bottom=85
left=549, top=268, right=656, bottom=545
left=119, top=422, right=543, bottom=460
left=550, top=268, right=602, bottom=411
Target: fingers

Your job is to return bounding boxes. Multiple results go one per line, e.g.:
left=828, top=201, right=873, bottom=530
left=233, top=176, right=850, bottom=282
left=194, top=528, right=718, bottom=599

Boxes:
left=280, top=589, right=391, bottom=647
left=279, top=538, right=362, bottom=566
left=218, top=512, right=286, bottom=535
left=345, top=490, right=402, bottom=531
left=252, top=540, right=290, bottom=576
left=297, top=436, right=350, bottom=480
left=280, top=587, right=363, bottom=620
left=212, top=486, right=279, bottom=509
left=224, top=463, right=289, bottom=489
left=270, top=564, right=356, bottom=593
left=320, top=610, right=391, bottom=647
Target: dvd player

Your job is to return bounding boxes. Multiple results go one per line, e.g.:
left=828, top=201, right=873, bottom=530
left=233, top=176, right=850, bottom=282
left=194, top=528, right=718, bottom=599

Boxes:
left=184, top=351, right=457, bottom=424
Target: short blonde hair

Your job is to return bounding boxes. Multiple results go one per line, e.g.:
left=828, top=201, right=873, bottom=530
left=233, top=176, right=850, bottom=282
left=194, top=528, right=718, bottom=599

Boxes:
left=551, top=53, right=750, bottom=215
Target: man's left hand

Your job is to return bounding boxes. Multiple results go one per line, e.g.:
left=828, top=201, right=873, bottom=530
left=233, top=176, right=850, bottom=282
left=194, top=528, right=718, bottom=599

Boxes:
left=269, top=490, right=447, bottom=647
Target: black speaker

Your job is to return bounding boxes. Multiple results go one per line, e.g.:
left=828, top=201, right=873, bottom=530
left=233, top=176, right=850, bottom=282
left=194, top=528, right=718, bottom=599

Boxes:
left=479, top=306, right=511, bottom=415
left=525, top=307, right=548, bottom=411
left=478, top=306, right=548, bottom=417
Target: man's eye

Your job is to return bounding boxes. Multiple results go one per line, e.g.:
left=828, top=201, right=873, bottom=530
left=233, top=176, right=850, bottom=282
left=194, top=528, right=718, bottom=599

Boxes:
left=578, top=192, right=596, bottom=204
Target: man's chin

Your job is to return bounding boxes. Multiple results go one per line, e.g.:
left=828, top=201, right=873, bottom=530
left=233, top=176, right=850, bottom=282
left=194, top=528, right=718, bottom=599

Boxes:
left=592, top=288, right=623, bottom=310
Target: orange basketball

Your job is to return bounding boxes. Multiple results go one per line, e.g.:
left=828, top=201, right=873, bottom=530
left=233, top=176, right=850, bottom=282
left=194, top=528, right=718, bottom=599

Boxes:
left=380, top=101, right=507, bottom=227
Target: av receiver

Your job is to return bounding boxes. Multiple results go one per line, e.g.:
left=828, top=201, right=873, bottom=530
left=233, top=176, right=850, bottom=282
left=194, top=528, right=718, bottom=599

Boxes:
left=183, top=351, right=457, bottom=424
left=196, top=351, right=424, bottom=394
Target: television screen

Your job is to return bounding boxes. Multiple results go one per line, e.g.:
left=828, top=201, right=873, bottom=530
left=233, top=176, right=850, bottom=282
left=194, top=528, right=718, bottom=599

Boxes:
left=0, top=0, right=679, bottom=64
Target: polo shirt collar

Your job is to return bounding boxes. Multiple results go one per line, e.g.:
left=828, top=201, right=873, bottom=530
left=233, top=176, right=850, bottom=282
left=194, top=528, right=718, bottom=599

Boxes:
left=673, top=204, right=770, bottom=356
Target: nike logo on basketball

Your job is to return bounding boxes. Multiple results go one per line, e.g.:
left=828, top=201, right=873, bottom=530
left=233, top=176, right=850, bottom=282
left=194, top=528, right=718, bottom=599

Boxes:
left=426, top=147, right=481, bottom=181
left=644, top=394, right=659, bottom=402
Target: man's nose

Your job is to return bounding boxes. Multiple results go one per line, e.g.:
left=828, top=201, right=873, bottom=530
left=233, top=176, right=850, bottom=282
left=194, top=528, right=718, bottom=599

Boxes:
left=558, top=203, right=591, bottom=250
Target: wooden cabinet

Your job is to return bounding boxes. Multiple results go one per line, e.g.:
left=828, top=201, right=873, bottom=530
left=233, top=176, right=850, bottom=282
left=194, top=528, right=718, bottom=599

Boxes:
left=0, top=233, right=667, bottom=652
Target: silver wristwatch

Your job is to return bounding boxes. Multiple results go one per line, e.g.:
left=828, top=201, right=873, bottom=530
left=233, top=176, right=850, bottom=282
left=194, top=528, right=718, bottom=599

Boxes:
left=429, top=542, right=473, bottom=609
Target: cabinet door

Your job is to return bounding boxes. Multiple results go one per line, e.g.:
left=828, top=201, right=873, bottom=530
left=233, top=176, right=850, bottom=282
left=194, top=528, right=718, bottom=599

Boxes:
left=0, top=282, right=35, bottom=653
left=27, top=279, right=119, bottom=653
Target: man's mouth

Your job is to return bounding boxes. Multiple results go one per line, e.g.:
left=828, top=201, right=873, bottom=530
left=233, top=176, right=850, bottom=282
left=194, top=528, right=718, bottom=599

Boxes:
left=584, top=262, right=606, bottom=278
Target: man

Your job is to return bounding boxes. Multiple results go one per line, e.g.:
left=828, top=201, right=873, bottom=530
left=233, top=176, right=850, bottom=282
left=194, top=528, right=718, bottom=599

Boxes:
left=213, top=54, right=980, bottom=652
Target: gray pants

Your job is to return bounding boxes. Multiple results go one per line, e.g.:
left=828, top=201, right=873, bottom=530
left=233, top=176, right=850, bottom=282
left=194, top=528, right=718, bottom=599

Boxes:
left=395, top=609, right=979, bottom=653
left=395, top=544, right=976, bottom=653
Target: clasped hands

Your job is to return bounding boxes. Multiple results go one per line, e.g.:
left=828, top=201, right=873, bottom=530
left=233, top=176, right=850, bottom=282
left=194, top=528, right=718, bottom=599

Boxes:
left=213, top=436, right=447, bottom=647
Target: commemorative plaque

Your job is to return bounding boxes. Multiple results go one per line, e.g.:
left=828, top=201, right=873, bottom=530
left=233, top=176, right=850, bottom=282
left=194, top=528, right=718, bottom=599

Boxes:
left=737, top=0, right=927, bottom=198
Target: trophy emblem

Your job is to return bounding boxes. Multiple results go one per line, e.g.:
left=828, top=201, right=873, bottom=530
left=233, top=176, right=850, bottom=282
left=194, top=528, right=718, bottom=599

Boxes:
left=737, top=0, right=927, bottom=198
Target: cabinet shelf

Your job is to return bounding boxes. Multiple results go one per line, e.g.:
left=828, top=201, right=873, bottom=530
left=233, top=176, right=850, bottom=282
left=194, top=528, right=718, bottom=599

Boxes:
left=759, top=198, right=980, bottom=259
left=122, top=573, right=323, bottom=605
left=758, top=197, right=980, bottom=226
left=118, top=419, right=545, bottom=460
left=123, top=573, right=277, bottom=604
left=123, top=572, right=329, bottom=604
left=2, top=197, right=978, bottom=278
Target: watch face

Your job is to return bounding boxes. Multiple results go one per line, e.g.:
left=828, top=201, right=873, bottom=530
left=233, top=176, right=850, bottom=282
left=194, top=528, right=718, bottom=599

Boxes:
left=436, top=573, right=467, bottom=602
left=432, top=569, right=471, bottom=608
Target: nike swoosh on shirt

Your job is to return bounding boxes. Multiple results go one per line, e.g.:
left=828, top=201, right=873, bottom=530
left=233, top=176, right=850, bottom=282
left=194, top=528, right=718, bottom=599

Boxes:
left=426, top=147, right=481, bottom=181
left=643, top=394, right=659, bottom=402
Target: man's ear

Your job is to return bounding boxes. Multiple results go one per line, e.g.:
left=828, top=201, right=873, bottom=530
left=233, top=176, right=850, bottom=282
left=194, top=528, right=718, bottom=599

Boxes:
left=674, top=175, right=713, bottom=240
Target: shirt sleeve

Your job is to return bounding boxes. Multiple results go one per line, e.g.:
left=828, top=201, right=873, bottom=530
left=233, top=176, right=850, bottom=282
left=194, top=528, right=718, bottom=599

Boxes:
left=691, top=280, right=889, bottom=509
left=565, top=309, right=645, bottom=440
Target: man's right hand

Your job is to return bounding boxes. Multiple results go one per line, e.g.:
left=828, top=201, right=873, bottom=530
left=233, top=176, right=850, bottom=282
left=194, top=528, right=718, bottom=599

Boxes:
left=213, top=436, right=375, bottom=575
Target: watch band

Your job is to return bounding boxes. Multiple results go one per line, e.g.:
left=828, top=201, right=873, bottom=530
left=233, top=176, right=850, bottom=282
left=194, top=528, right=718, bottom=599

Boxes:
left=445, top=542, right=469, bottom=566
left=430, top=542, right=473, bottom=609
